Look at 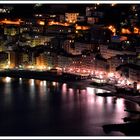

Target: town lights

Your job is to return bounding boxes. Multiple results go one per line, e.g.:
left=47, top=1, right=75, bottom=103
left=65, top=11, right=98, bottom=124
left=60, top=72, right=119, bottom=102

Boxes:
left=38, top=20, right=45, bottom=26
left=28, top=65, right=35, bottom=69
left=121, top=28, right=131, bottom=34
left=5, top=77, right=11, bottom=83
left=99, top=74, right=103, bottom=79
left=52, top=82, right=56, bottom=86
left=108, top=72, right=114, bottom=78
left=0, top=19, right=22, bottom=25
left=134, top=27, right=139, bottom=34
left=126, top=80, right=132, bottom=85
left=48, top=67, right=51, bottom=70
left=48, top=21, right=69, bottom=26
left=70, top=68, right=73, bottom=71
left=108, top=25, right=116, bottom=35
left=137, top=84, right=140, bottom=90
left=77, top=69, right=80, bottom=73
left=83, top=70, right=86, bottom=73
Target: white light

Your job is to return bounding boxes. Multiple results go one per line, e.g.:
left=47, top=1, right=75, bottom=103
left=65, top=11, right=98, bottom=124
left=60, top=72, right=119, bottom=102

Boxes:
left=52, top=82, right=56, bottom=86
left=5, top=77, right=11, bottom=83
left=137, top=84, right=140, bottom=90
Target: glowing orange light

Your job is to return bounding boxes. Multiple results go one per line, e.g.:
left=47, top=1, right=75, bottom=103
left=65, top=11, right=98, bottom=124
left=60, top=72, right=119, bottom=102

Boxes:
left=134, top=27, right=139, bottom=34
left=75, top=24, right=89, bottom=30
left=48, top=21, right=69, bottom=26
left=121, top=28, right=131, bottom=34
left=0, top=19, right=22, bottom=25
left=108, top=25, right=116, bottom=35
left=38, top=20, right=45, bottom=26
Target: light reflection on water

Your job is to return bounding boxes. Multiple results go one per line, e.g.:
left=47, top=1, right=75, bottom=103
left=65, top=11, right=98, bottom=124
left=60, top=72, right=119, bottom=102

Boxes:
left=0, top=77, right=139, bottom=136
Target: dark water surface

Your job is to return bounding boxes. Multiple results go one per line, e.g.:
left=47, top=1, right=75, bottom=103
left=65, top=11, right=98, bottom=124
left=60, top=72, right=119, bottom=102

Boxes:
left=0, top=77, right=139, bottom=136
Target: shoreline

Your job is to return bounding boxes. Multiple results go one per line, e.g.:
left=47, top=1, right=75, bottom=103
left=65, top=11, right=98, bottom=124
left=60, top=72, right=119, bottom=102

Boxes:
left=1, top=69, right=140, bottom=106
left=0, top=69, right=87, bottom=83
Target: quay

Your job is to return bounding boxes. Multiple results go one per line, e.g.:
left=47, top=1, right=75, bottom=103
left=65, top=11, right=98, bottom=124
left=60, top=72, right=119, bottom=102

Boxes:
left=0, top=69, right=89, bottom=82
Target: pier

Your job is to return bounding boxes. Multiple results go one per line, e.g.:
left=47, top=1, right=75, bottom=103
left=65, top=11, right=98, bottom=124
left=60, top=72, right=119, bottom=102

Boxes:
left=0, top=69, right=89, bottom=82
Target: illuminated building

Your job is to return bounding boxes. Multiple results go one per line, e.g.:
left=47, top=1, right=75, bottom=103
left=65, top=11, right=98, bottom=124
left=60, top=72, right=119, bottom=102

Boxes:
left=0, top=40, right=6, bottom=52
left=20, top=26, right=30, bottom=33
left=108, top=55, right=136, bottom=72
left=21, top=53, right=30, bottom=66
left=95, top=55, right=109, bottom=72
left=4, top=25, right=19, bottom=36
left=108, top=25, right=116, bottom=36
left=35, top=53, right=46, bottom=69
left=0, top=52, right=8, bottom=68
left=129, top=5, right=140, bottom=26
left=46, top=25, right=75, bottom=34
left=77, top=16, right=86, bottom=22
left=62, top=39, right=96, bottom=55
left=35, top=52, right=58, bottom=69
left=21, top=19, right=45, bottom=33
left=82, top=54, right=96, bottom=70
left=87, top=17, right=98, bottom=24
left=65, top=13, right=79, bottom=23
left=32, top=26, right=44, bottom=34
left=72, top=53, right=96, bottom=71
left=74, top=42, right=95, bottom=55
left=7, top=51, right=31, bottom=68
left=129, top=65, right=140, bottom=83
left=59, top=15, right=65, bottom=22
left=121, top=28, right=131, bottom=34
left=8, top=51, right=17, bottom=68
left=19, top=34, right=54, bottom=47
left=90, top=26, right=111, bottom=44
left=62, top=40, right=75, bottom=54
left=100, top=44, right=136, bottom=59
left=57, top=55, right=72, bottom=69
left=86, top=6, right=103, bottom=24
left=28, top=36, right=51, bottom=47
left=86, top=7, right=94, bottom=17
left=75, top=24, right=89, bottom=30
left=119, top=64, right=140, bottom=84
